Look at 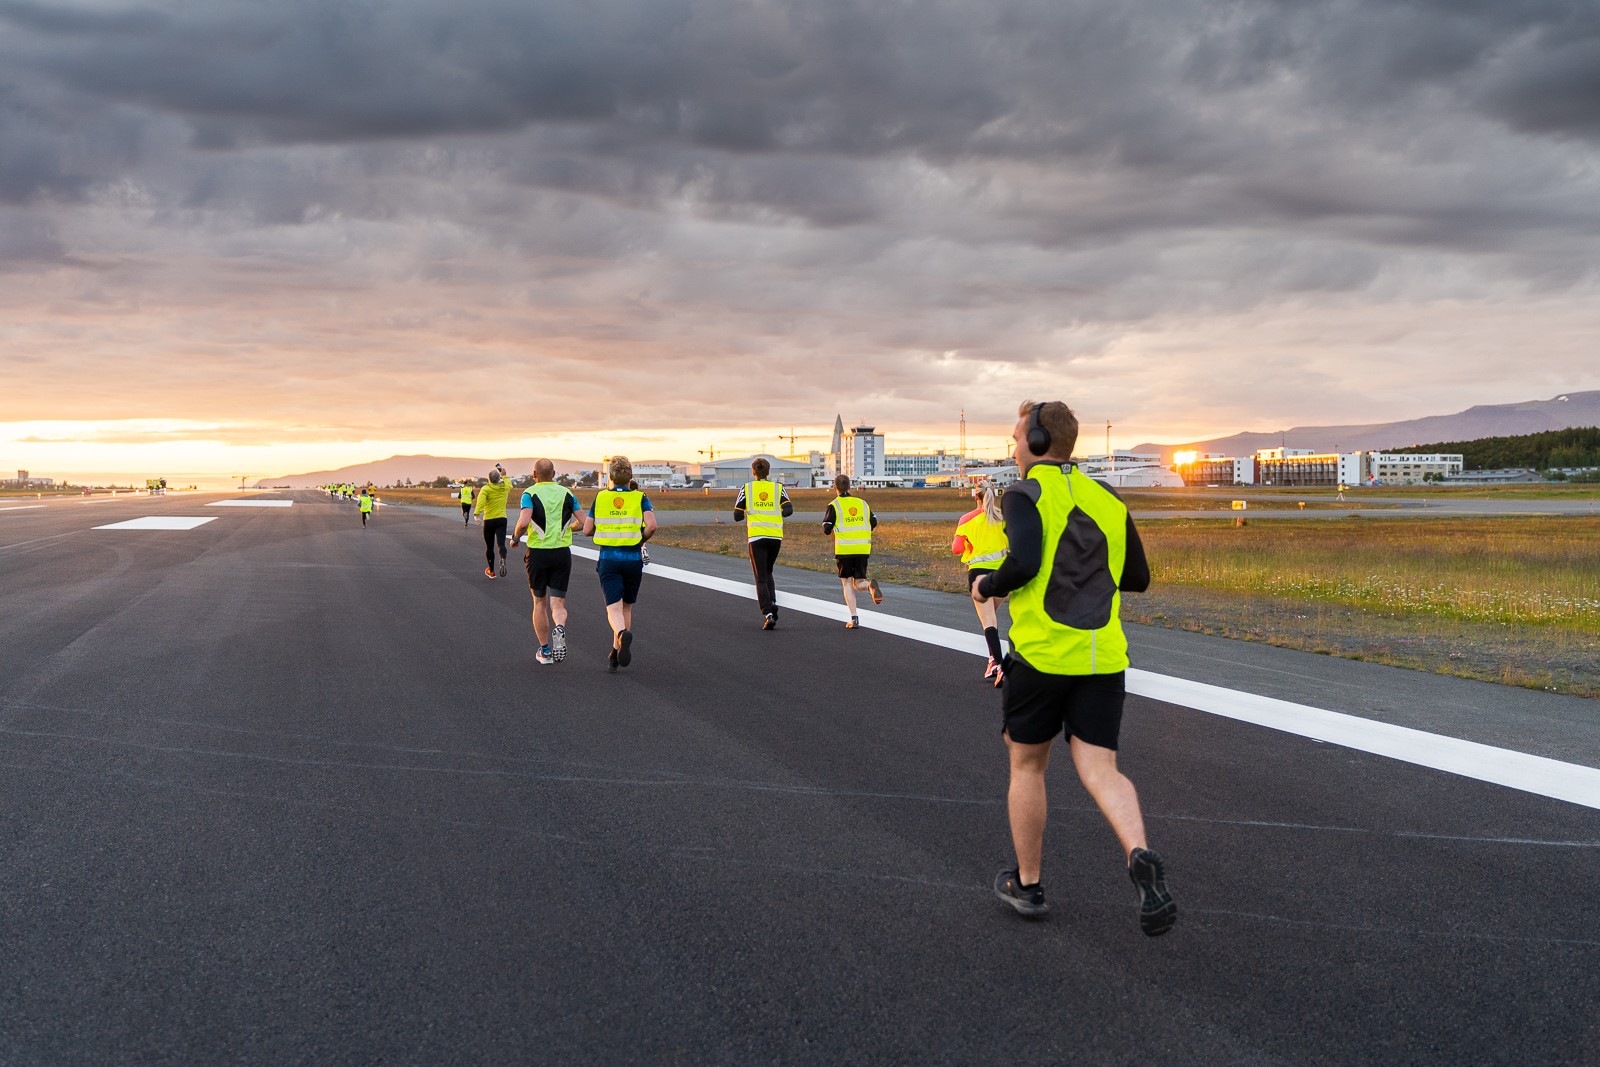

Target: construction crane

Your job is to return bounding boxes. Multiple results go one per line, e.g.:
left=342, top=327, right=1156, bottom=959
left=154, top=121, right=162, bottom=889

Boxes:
left=778, top=428, right=828, bottom=455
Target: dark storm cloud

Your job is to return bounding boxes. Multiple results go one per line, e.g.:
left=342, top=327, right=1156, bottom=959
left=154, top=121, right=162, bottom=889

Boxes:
left=1, top=0, right=1597, bottom=442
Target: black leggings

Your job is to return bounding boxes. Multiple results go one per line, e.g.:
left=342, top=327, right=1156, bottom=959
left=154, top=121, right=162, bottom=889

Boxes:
left=748, top=537, right=781, bottom=615
left=483, top=518, right=507, bottom=566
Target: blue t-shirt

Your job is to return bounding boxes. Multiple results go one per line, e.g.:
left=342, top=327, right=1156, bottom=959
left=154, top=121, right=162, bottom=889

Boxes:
left=597, top=488, right=653, bottom=562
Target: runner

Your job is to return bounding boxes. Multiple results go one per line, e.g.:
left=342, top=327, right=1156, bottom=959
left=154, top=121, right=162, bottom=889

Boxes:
left=953, top=482, right=1009, bottom=685
left=732, top=458, right=793, bottom=630
left=460, top=482, right=475, bottom=525
left=358, top=488, right=374, bottom=528
left=628, top=480, right=651, bottom=565
left=823, top=475, right=882, bottom=629
left=975, top=399, right=1172, bottom=935
left=473, top=468, right=511, bottom=578
left=582, top=456, right=656, bottom=672
left=515, top=460, right=585, bottom=665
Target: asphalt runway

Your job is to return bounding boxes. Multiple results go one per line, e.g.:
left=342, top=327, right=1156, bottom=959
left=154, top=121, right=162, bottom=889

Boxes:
left=2, top=491, right=1597, bottom=1065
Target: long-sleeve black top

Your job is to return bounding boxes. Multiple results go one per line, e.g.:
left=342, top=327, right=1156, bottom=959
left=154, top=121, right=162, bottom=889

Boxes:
left=977, top=477, right=1150, bottom=600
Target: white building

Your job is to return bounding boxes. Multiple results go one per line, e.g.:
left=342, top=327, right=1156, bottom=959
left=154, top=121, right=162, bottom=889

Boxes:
left=883, top=450, right=957, bottom=479
left=692, top=454, right=814, bottom=488
left=1077, top=454, right=1185, bottom=488
left=1365, top=452, right=1465, bottom=485
left=841, top=425, right=885, bottom=480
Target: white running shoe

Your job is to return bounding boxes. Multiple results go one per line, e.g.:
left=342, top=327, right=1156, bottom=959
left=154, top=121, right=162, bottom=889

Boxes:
left=551, top=624, right=567, bottom=662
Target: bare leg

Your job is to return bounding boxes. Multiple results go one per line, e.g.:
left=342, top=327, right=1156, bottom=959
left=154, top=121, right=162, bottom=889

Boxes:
left=976, top=598, right=997, bottom=629
left=531, top=594, right=551, bottom=646
left=621, top=602, right=634, bottom=630
left=841, top=580, right=858, bottom=614
left=549, top=597, right=568, bottom=629
left=1006, top=735, right=1054, bottom=885
left=605, top=602, right=627, bottom=640
left=1070, top=738, right=1149, bottom=859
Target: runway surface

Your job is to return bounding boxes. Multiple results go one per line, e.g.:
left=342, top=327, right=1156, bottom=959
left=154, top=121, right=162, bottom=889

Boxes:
left=2, top=491, right=1597, bottom=1065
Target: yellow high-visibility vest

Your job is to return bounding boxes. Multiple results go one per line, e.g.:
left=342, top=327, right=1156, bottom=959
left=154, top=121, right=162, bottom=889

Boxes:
left=1007, top=464, right=1130, bottom=675
left=956, top=512, right=1008, bottom=570
left=831, top=495, right=872, bottom=555
left=743, top=480, right=783, bottom=540
left=592, top=489, right=644, bottom=547
left=359, top=494, right=373, bottom=513
left=460, top=486, right=473, bottom=504
left=527, top=483, right=575, bottom=549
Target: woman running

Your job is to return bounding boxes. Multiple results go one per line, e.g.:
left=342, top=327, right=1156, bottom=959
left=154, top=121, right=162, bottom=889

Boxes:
left=952, top=482, right=1009, bottom=686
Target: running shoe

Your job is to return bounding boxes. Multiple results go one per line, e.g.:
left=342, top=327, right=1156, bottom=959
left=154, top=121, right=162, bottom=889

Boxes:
left=984, top=657, right=1004, bottom=687
left=1128, top=848, right=1177, bottom=937
left=993, top=868, right=1048, bottom=918
left=484, top=567, right=496, bottom=579
left=550, top=624, right=567, bottom=662
left=498, top=557, right=507, bottom=578
left=535, top=647, right=554, bottom=665
left=616, top=628, right=633, bottom=668
left=868, top=578, right=884, bottom=605
left=762, top=613, right=776, bottom=631
left=641, top=545, right=651, bottom=566
left=607, top=647, right=619, bottom=673
left=844, top=616, right=860, bottom=629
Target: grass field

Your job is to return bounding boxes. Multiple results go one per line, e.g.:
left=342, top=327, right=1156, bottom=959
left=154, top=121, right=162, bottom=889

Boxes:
left=649, top=517, right=1600, bottom=697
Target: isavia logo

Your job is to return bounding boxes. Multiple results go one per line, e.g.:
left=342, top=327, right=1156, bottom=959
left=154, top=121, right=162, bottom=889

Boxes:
left=847, top=506, right=859, bottom=518
left=758, top=491, right=770, bottom=503
left=612, top=496, right=625, bottom=509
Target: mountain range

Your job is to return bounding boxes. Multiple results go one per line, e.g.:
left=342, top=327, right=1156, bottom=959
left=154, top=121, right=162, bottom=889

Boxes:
left=255, top=455, right=595, bottom=488
left=1133, top=391, right=1600, bottom=462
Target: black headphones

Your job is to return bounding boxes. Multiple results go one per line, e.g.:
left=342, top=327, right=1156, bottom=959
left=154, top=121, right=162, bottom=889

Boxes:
left=1025, top=403, right=1051, bottom=457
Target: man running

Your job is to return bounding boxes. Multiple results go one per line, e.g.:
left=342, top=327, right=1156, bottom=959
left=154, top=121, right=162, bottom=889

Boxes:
left=953, top=482, right=1009, bottom=685
left=975, top=399, right=1173, bottom=935
left=460, top=482, right=475, bottom=525
left=732, top=458, right=793, bottom=630
left=359, top=488, right=374, bottom=528
left=515, top=460, right=585, bottom=665
left=582, top=456, right=656, bottom=672
left=473, top=468, right=511, bottom=578
left=823, top=475, right=882, bottom=629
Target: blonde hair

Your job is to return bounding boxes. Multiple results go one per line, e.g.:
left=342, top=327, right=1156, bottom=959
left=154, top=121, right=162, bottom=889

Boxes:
left=608, top=455, right=633, bottom=486
left=982, top=484, right=1004, bottom=525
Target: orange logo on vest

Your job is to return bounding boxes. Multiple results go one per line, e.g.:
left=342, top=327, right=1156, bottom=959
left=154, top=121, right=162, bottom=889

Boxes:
left=612, top=496, right=625, bottom=509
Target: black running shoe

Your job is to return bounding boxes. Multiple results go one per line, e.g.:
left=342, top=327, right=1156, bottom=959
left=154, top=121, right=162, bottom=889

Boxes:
left=1128, top=848, right=1177, bottom=937
left=497, top=557, right=507, bottom=578
left=993, top=868, right=1048, bottom=918
left=762, top=613, right=776, bottom=630
left=607, top=647, right=619, bottom=673
left=616, top=629, right=633, bottom=668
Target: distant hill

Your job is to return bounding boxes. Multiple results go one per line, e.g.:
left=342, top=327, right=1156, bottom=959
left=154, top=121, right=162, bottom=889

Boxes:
left=255, top=455, right=596, bottom=488
left=1134, top=391, right=1600, bottom=462
left=1389, top=427, right=1600, bottom=470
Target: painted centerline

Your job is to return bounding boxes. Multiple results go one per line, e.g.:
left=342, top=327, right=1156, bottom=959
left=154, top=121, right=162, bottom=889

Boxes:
left=207, top=500, right=295, bottom=508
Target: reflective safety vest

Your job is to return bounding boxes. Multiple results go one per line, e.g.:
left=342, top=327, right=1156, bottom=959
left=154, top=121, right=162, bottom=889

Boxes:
left=743, top=480, right=784, bottom=540
left=527, top=483, right=575, bottom=549
left=460, top=486, right=473, bottom=504
left=592, top=488, right=644, bottom=547
left=359, top=494, right=373, bottom=513
left=831, top=495, right=872, bottom=555
left=956, top=511, right=1007, bottom=570
left=1007, top=464, right=1130, bottom=675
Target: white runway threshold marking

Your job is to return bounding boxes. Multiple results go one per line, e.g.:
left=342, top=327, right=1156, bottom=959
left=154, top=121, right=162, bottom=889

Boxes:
left=572, top=546, right=1600, bottom=811
left=0, top=505, right=47, bottom=512
left=95, top=517, right=217, bottom=531
left=207, top=500, right=294, bottom=508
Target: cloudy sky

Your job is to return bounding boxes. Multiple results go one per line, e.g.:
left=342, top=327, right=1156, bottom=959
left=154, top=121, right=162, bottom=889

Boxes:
left=3, top=0, right=1598, bottom=476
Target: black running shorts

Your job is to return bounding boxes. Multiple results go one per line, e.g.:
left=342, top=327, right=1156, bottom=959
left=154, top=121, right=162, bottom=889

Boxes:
left=835, top=554, right=869, bottom=580
left=525, top=546, right=573, bottom=598
left=968, top=567, right=1000, bottom=590
left=1001, top=658, right=1125, bottom=750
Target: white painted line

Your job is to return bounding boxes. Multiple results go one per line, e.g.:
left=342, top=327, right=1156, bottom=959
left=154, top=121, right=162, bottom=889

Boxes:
left=206, top=500, right=294, bottom=508
left=0, top=505, right=46, bottom=512
left=573, top=546, right=1600, bottom=810
left=94, top=517, right=217, bottom=531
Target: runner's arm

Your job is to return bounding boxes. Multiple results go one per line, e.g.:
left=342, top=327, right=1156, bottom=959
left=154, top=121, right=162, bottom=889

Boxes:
left=514, top=505, right=534, bottom=543
left=821, top=502, right=837, bottom=534
left=732, top=486, right=747, bottom=522
left=1121, top=516, right=1151, bottom=592
left=780, top=486, right=794, bottom=518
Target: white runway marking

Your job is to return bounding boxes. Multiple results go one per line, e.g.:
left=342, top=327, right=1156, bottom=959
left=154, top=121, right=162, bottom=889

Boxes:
left=206, top=500, right=294, bottom=508
left=94, top=517, right=217, bottom=531
left=573, top=546, right=1600, bottom=811
left=0, top=505, right=47, bottom=512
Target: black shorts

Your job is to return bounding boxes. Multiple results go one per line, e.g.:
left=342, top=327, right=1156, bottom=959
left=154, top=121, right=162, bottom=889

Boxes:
left=835, top=554, right=869, bottom=580
left=1001, top=659, right=1125, bottom=750
left=525, top=547, right=573, bottom=598
left=968, top=567, right=1000, bottom=590
left=597, top=557, right=644, bottom=605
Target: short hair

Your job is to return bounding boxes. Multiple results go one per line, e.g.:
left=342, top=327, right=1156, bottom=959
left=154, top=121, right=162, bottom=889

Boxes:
left=834, top=474, right=851, bottom=493
left=1018, top=399, right=1079, bottom=458
left=628, top=479, right=639, bottom=491
left=488, top=468, right=502, bottom=485
left=534, top=459, right=555, bottom=480
left=608, top=455, right=633, bottom=486
left=751, top=457, right=771, bottom=478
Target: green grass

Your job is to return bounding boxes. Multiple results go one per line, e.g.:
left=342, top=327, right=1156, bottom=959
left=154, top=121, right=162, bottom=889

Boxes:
left=650, top=516, right=1600, bottom=697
